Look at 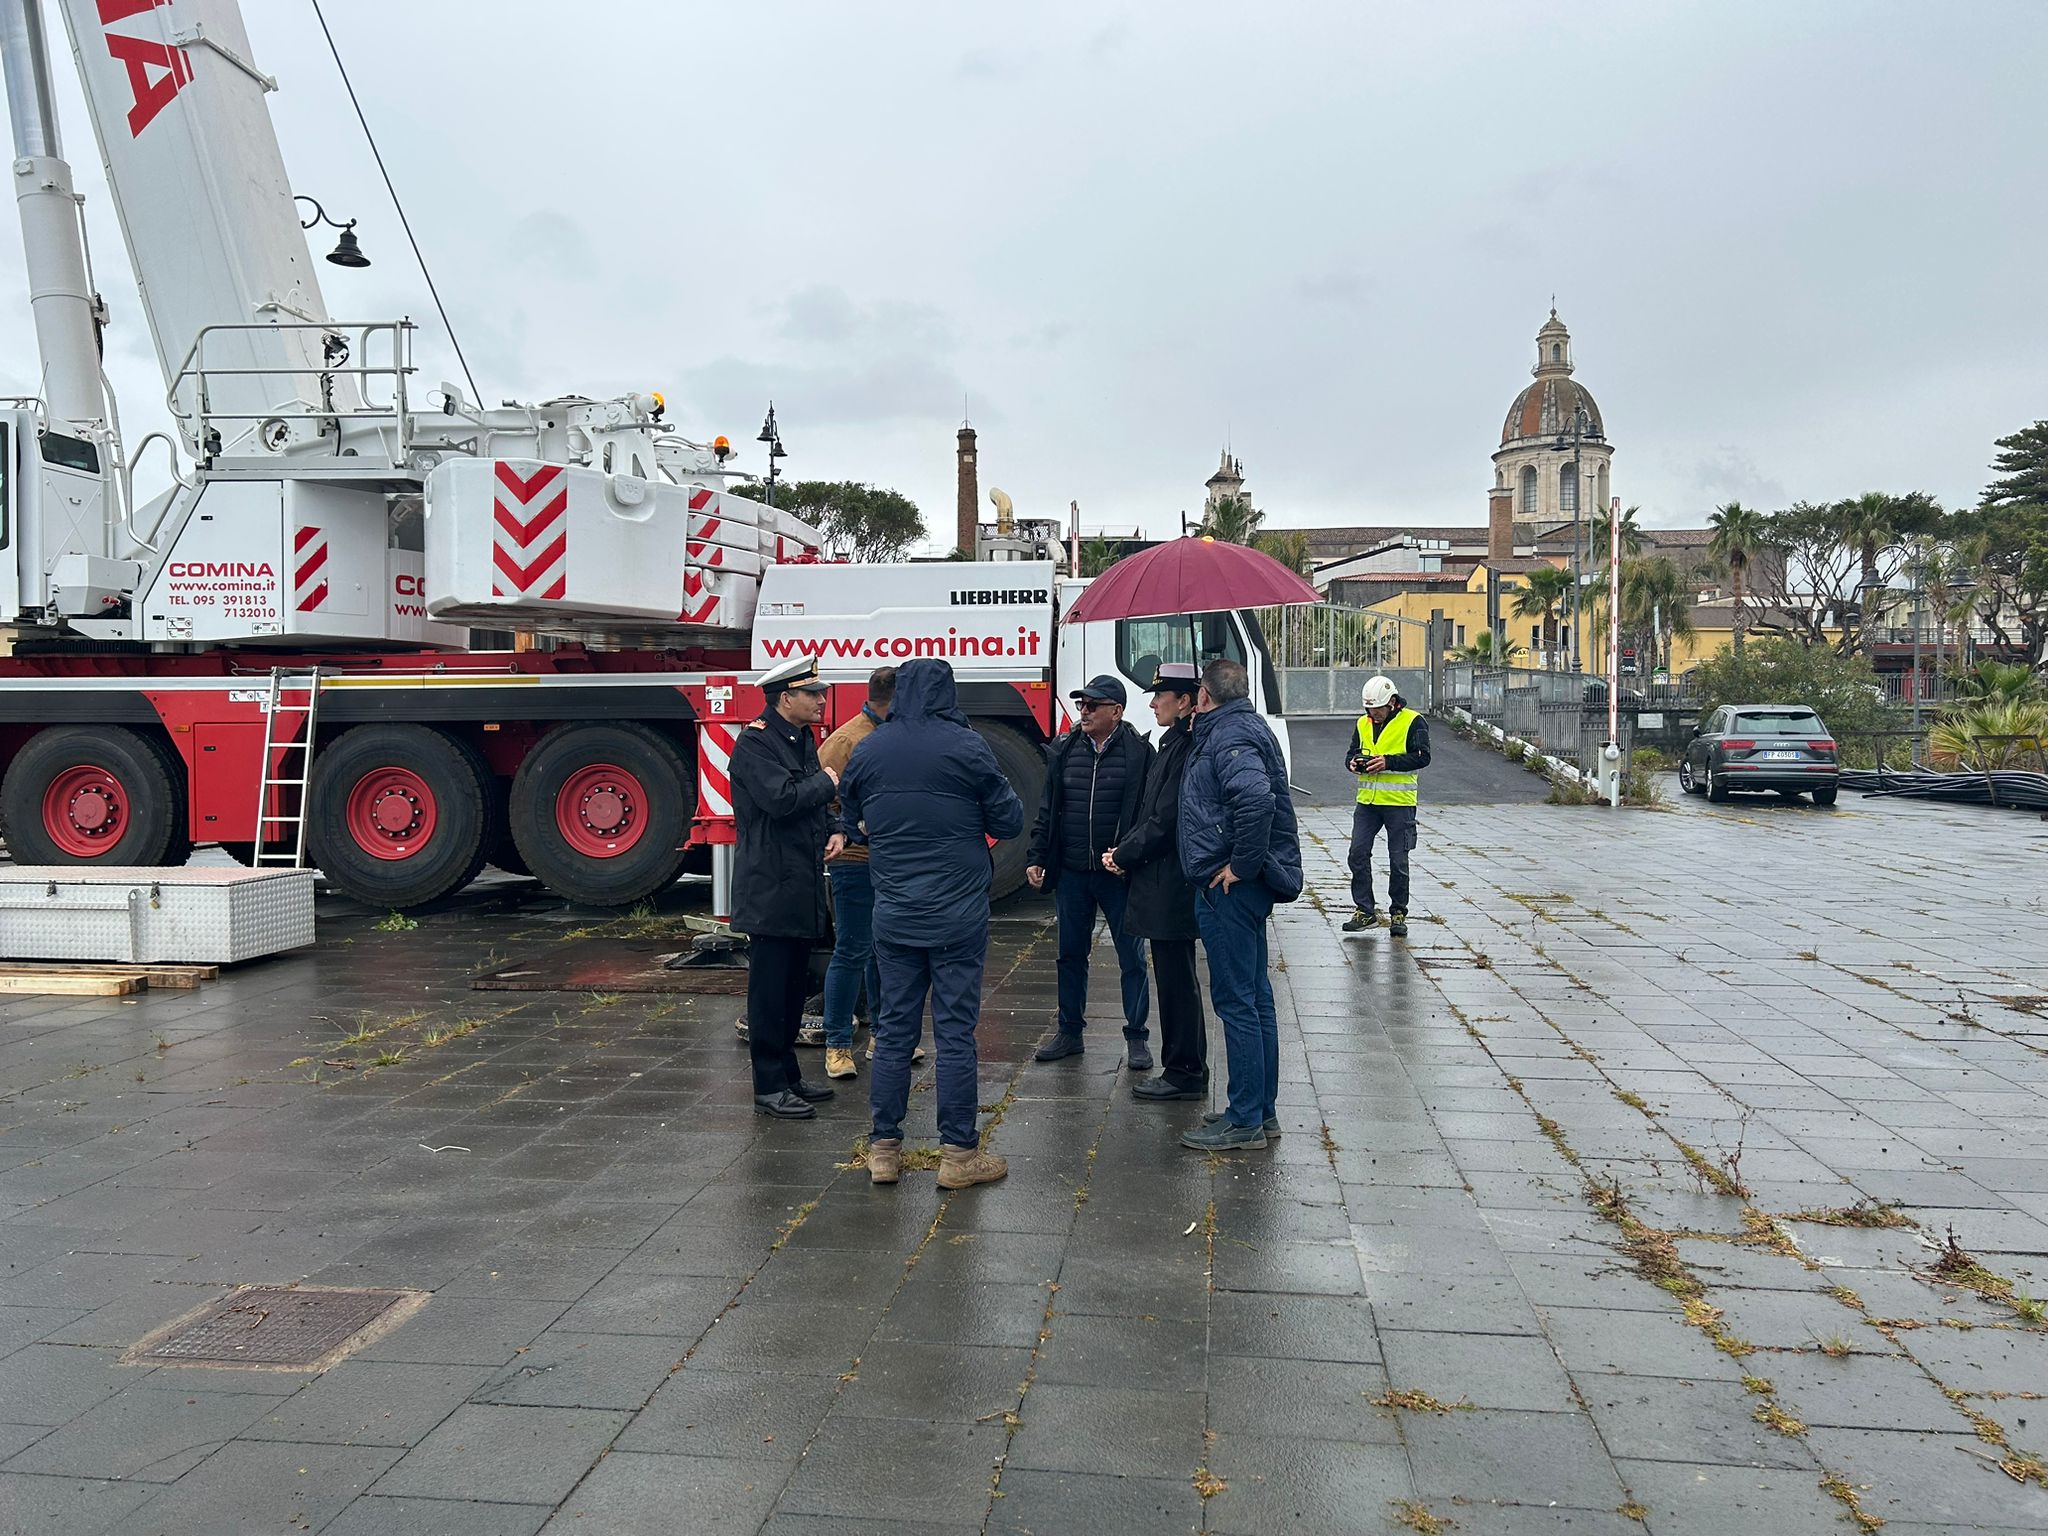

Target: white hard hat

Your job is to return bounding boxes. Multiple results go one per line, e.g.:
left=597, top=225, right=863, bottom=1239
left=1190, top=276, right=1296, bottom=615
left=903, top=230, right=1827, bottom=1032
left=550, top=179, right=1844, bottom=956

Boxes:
left=1360, top=675, right=1396, bottom=709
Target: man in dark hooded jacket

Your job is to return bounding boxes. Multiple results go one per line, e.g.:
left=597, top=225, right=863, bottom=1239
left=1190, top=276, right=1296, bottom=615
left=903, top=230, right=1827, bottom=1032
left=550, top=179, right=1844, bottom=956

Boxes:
left=1103, top=663, right=1207, bottom=1100
left=838, top=658, right=1025, bottom=1190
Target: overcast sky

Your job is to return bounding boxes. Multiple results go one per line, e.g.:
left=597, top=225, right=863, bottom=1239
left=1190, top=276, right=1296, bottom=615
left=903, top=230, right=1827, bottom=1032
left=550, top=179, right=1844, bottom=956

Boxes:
left=5, top=1, right=2043, bottom=548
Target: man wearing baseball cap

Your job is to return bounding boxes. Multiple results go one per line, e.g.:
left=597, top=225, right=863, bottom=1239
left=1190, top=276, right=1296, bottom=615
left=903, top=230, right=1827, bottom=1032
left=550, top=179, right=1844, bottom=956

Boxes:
left=1024, top=674, right=1155, bottom=1068
left=1103, top=663, right=1208, bottom=1099
left=1343, top=674, right=1430, bottom=939
left=732, top=655, right=840, bottom=1119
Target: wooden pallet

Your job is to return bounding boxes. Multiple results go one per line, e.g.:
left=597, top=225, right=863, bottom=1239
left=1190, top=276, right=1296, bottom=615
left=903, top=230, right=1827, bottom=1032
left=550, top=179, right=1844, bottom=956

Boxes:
left=0, top=962, right=220, bottom=996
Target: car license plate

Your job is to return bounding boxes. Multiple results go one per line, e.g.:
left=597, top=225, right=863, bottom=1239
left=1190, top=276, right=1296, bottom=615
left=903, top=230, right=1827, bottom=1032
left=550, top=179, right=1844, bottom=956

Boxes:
left=1760, top=751, right=1800, bottom=760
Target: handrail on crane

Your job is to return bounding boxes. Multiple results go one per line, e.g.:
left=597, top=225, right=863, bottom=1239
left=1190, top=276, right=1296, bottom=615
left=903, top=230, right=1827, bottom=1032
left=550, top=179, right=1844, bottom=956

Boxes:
left=163, top=317, right=416, bottom=439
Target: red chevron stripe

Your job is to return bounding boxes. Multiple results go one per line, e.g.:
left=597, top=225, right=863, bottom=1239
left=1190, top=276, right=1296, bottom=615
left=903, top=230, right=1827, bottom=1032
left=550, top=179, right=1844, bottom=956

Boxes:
left=494, top=461, right=564, bottom=502
left=689, top=488, right=713, bottom=511
left=679, top=594, right=719, bottom=624
left=492, top=531, right=567, bottom=594
left=293, top=524, right=319, bottom=553
left=696, top=517, right=721, bottom=543
left=494, top=488, right=567, bottom=545
left=295, top=581, right=328, bottom=613
left=294, top=542, right=328, bottom=589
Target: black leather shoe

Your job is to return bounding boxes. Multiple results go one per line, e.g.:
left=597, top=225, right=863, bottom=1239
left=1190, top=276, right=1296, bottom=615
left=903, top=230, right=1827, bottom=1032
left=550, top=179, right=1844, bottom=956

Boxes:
left=1033, top=1032, right=1085, bottom=1062
left=791, top=1078, right=837, bottom=1103
left=1133, top=1077, right=1204, bottom=1101
left=1125, top=1040, right=1155, bottom=1073
left=754, top=1091, right=816, bottom=1119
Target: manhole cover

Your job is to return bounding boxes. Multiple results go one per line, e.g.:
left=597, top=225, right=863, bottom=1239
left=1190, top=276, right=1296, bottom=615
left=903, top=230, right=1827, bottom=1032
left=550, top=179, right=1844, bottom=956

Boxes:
left=127, top=1285, right=425, bottom=1370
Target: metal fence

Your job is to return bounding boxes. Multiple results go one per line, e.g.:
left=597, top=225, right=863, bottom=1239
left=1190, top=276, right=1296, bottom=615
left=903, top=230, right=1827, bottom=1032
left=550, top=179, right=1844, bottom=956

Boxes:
left=1279, top=666, right=1433, bottom=716
left=1441, top=663, right=1638, bottom=775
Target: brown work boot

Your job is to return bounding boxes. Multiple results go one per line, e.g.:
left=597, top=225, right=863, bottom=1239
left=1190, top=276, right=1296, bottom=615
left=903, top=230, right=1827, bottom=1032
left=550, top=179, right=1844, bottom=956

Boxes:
left=937, top=1144, right=1008, bottom=1190
left=867, top=1138, right=902, bottom=1185
left=825, top=1047, right=857, bottom=1080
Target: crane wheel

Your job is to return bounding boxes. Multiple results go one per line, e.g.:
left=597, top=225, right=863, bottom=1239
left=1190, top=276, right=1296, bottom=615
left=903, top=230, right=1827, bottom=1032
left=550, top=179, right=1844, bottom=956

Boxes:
left=0, top=725, right=182, bottom=866
left=974, top=722, right=1045, bottom=902
left=307, top=725, right=491, bottom=909
left=509, top=721, right=692, bottom=908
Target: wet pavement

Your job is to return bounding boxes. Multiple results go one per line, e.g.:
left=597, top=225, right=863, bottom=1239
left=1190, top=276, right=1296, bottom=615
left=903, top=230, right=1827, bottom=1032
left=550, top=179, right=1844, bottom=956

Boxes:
left=3, top=786, right=2047, bottom=1535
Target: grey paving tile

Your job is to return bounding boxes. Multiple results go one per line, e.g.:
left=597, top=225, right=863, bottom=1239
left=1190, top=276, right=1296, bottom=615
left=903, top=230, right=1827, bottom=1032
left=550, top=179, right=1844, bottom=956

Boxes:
left=1402, top=1407, right=1627, bottom=1509
left=833, top=1340, right=1029, bottom=1424
left=0, top=1344, right=140, bottom=1428
left=1581, top=1374, right=1816, bottom=1468
left=1003, top=1383, right=1207, bottom=1479
left=1201, top=1433, right=1412, bottom=1534
left=776, top=1418, right=1005, bottom=1527
left=1805, top=1425, right=2048, bottom=1528
left=471, top=1331, right=683, bottom=1411
left=1379, top=1329, right=1576, bottom=1411
left=3, top=1387, right=275, bottom=1482
left=0, top=1472, right=158, bottom=1534
left=1206, top=1355, right=1397, bottom=1444
left=681, top=1302, right=869, bottom=1377
left=988, top=1469, right=1200, bottom=1536
left=1615, top=1459, right=1865, bottom=1527
left=1896, top=1317, right=2048, bottom=1395
left=102, top=1440, right=400, bottom=1535
left=318, top=1494, right=553, bottom=1535
left=1766, top=1349, right=1973, bottom=1432
left=1538, top=1304, right=1743, bottom=1380
left=873, top=1279, right=1051, bottom=1350
left=369, top=1403, right=627, bottom=1505
left=615, top=1367, right=833, bottom=1460
left=210, top=1364, right=466, bottom=1455
left=353, top=1297, right=569, bottom=1367
left=537, top=1450, right=784, bottom=1534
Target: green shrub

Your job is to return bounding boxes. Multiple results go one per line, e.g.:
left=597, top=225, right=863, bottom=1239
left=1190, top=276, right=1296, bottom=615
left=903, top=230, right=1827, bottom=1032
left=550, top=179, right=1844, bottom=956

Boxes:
left=1929, top=699, right=2048, bottom=769
left=1632, top=746, right=1669, bottom=771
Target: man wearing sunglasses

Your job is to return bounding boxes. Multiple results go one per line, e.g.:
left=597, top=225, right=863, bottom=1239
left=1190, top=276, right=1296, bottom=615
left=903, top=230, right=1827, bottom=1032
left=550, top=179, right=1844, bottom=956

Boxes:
left=1025, top=675, right=1155, bottom=1069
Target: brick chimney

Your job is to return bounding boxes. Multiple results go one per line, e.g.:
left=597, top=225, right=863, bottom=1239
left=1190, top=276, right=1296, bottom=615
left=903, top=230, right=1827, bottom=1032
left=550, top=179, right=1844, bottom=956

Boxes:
left=1488, top=484, right=1514, bottom=566
left=956, top=426, right=978, bottom=556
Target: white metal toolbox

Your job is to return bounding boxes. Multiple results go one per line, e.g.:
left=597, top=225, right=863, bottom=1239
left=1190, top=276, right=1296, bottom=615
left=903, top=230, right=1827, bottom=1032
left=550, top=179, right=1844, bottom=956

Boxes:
left=0, top=867, right=315, bottom=964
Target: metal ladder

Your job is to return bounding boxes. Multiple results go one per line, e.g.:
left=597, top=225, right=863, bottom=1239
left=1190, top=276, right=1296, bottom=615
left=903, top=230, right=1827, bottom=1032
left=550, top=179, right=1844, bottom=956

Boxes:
left=254, top=668, right=323, bottom=868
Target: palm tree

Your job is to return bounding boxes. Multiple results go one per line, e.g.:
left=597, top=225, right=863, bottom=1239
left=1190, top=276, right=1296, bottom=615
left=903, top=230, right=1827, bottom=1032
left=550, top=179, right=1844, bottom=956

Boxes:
left=1254, top=528, right=1311, bottom=576
left=1621, top=555, right=1696, bottom=673
left=1455, top=629, right=1524, bottom=665
left=1707, top=502, right=1768, bottom=664
left=1510, top=566, right=1574, bottom=669
left=1198, top=493, right=1264, bottom=545
left=1592, top=503, right=1647, bottom=559
left=1078, top=537, right=1122, bottom=578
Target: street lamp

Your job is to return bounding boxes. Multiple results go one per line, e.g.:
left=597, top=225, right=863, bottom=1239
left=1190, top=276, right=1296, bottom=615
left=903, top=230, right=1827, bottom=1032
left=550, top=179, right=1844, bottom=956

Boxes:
left=294, top=196, right=370, bottom=268
left=1552, top=402, right=1595, bottom=672
left=757, top=403, right=786, bottom=508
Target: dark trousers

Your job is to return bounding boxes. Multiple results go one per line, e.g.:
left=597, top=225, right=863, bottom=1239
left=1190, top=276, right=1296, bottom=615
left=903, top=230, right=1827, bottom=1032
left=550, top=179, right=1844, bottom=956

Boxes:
left=1349, top=803, right=1417, bottom=912
left=1151, top=937, right=1208, bottom=1089
left=1196, top=882, right=1278, bottom=1130
left=871, top=930, right=988, bottom=1149
left=1054, top=866, right=1150, bottom=1040
left=747, top=935, right=813, bottom=1097
left=822, top=862, right=879, bottom=1049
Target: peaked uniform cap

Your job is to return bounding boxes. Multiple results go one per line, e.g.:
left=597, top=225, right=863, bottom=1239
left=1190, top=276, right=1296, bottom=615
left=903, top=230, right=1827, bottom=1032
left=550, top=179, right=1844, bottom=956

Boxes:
left=1148, top=663, right=1201, bottom=694
left=758, top=656, right=829, bottom=693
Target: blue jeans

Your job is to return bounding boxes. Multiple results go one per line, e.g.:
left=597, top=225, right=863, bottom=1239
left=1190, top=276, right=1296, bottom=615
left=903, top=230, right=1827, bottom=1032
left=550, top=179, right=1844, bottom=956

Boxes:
left=870, top=930, right=987, bottom=1149
left=823, top=862, right=879, bottom=1049
left=1196, top=880, right=1278, bottom=1129
left=1054, top=866, right=1151, bottom=1040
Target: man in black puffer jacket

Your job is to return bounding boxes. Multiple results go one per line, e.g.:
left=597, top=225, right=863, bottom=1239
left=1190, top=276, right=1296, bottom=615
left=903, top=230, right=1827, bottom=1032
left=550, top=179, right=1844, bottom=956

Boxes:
left=1104, top=663, right=1207, bottom=1100
left=1024, top=675, right=1155, bottom=1068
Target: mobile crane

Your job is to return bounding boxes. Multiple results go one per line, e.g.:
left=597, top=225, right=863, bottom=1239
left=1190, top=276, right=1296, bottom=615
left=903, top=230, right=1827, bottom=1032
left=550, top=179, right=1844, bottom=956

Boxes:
left=0, top=0, right=1285, bottom=910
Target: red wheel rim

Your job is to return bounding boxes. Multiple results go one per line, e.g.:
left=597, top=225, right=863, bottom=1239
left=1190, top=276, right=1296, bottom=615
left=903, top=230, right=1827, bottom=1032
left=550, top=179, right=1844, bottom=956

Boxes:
left=344, top=766, right=438, bottom=861
left=555, top=762, right=648, bottom=859
left=42, top=764, right=129, bottom=857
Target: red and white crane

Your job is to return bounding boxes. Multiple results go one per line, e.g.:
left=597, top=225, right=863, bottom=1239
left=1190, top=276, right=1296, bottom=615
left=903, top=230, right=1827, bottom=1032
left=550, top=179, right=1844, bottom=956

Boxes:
left=0, top=0, right=1286, bottom=910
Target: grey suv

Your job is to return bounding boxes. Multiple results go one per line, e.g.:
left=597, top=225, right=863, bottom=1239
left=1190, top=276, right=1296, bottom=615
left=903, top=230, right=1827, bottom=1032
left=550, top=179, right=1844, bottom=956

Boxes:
left=1679, top=705, right=1839, bottom=805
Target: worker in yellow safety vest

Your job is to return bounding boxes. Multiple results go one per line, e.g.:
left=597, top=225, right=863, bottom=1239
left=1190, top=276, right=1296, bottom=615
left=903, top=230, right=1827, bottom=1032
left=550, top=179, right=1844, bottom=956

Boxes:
left=1342, top=675, right=1431, bottom=939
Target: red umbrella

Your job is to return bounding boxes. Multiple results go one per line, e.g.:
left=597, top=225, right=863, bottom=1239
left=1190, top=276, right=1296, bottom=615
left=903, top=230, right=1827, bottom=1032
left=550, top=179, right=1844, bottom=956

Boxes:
left=1060, top=536, right=1321, bottom=625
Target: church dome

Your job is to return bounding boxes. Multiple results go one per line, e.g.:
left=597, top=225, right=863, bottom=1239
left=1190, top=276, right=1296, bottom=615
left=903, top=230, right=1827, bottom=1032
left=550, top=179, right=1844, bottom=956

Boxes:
left=1501, top=376, right=1603, bottom=447
left=1500, top=309, right=1603, bottom=447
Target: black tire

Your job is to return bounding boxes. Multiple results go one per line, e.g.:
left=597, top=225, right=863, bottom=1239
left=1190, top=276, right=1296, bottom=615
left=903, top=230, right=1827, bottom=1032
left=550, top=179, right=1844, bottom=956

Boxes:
left=1678, top=758, right=1700, bottom=796
left=1812, top=785, right=1838, bottom=807
left=1706, top=765, right=1730, bottom=803
left=307, top=724, right=490, bottom=908
left=0, top=725, right=181, bottom=866
left=138, top=732, right=194, bottom=865
left=976, top=722, right=1045, bottom=902
left=509, top=721, right=692, bottom=906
